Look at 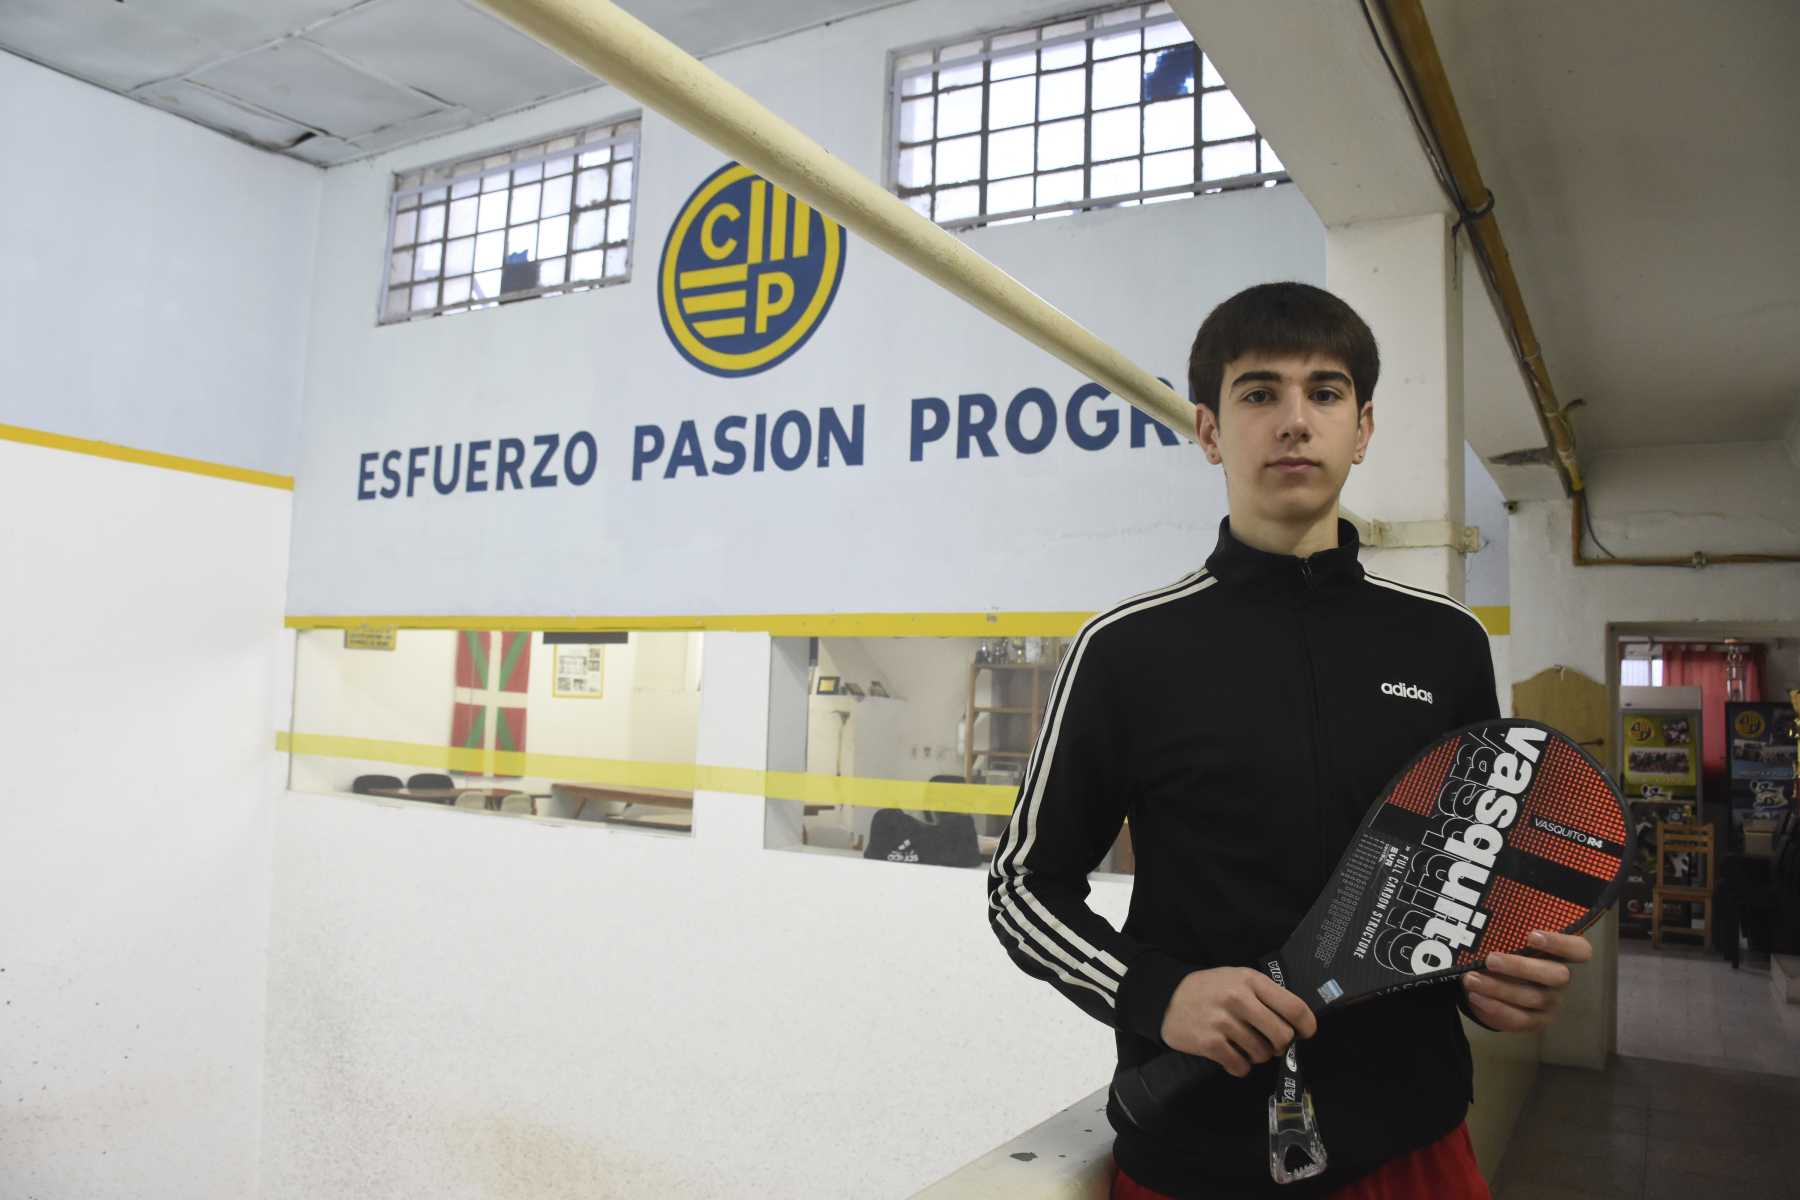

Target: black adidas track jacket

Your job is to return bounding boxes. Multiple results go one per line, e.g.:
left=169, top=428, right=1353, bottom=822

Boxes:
left=986, top=517, right=1500, bottom=1198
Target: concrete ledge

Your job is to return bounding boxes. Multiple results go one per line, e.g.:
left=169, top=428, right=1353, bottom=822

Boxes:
left=917, top=1024, right=1532, bottom=1196
left=1772, top=954, right=1800, bottom=1005
left=912, top=1088, right=1112, bottom=1199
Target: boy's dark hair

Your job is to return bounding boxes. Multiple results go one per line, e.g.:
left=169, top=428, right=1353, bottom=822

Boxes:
left=1187, top=282, right=1379, bottom=416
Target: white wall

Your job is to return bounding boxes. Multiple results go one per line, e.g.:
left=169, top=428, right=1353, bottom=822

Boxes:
left=1465, top=443, right=1509, bottom=608
left=0, top=52, right=313, bottom=1198
left=1465, top=442, right=1512, bottom=714
left=1579, top=442, right=1800, bottom=563
left=0, top=442, right=293, bottom=1199
left=264, top=628, right=1132, bottom=1199
left=1765, top=640, right=1800, bottom=697
left=284, top=0, right=1326, bottom=619
left=535, top=634, right=703, bottom=767
left=1509, top=461, right=1800, bottom=1068
left=1510, top=461, right=1800, bottom=687
left=811, top=637, right=976, bottom=782
left=269, top=0, right=1315, bottom=1190
left=0, top=51, right=320, bottom=476
left=287, top=630, right=702, bottom=794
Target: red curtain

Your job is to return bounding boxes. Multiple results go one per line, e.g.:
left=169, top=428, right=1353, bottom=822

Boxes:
left=1662, top=643, right=1763, bottom=776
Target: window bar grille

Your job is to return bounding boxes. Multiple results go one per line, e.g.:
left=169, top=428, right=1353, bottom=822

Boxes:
left=380, top=122, right=638, bottom=324
left=889, top=6, right=1286, bottom=232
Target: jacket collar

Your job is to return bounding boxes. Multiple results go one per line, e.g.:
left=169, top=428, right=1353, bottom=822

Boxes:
left=1204, top=516, right=1365, bottom=587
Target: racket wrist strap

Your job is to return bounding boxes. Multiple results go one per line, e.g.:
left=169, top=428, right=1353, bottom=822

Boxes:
left=1268, top=1044, right=1327, bottom=1183
left=1262, top=953, right=1327, bottom=1185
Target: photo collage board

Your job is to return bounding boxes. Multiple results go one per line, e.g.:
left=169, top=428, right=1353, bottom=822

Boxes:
left=1618, top=708, right=1701, bottom=937
left=1726, top=700, right=1799, bottom=831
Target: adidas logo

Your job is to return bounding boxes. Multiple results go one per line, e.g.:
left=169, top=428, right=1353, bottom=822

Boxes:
left=1381, top=681, right=1434, bottom=704
left=887, top=838, right=921, bottom=863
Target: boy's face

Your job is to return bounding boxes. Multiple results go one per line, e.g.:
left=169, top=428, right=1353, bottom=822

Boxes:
left=1193, top=350, right=1374, bottom=530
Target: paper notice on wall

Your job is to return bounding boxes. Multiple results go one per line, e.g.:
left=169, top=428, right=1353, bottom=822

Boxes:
left=554, top=645, right=605, bottom=698
left=343, top=625, right=397, bottom=651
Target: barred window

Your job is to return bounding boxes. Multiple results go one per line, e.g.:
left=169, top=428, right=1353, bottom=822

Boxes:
left=888, top=4, right=1286, bottom=230
left=380, top=117, right=640, bottom=323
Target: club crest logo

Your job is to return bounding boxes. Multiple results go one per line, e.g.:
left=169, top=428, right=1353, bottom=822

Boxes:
left=658, top=162, right=846, bottom=377
left=1735, top=710, right=1766, bottom=738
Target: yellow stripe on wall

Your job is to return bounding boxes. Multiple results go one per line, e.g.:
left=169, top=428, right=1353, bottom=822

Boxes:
left=285, top=611, right=1094, bottom=637
left=287, top=607, right=1512, bottom=639
left=277, top=730, right=1020, bottom=815
left=0, top=422, right=294, bottom=491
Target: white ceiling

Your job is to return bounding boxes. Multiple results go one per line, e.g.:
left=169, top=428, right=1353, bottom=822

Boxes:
left=1424, top=0, right=1800, bottom=453
left=0, top=0, right=900, bottom=166
left=11, top=0, right=1795, bottom=458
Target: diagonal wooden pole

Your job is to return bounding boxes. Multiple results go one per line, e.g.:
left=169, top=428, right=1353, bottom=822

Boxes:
left=474, top=0, right=1196, bottom=438
left=471, top=1, right=1413, bottom=544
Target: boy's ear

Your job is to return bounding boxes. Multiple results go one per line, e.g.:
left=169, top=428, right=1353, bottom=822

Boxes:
left=1353, top=401, right=1374, bottom=465
left=1194, top=403, right=1222, bottom=465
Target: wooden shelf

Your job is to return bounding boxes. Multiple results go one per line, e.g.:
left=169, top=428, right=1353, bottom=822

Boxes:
left=964, top=649, right=1065, bottom=783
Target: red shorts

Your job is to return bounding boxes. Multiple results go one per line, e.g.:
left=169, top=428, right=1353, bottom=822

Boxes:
left=1111, top=1122, right=1489, bottom=1200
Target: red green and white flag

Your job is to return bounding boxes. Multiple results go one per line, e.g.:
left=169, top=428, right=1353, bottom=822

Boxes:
left=450, top=630, right=530, bottom=776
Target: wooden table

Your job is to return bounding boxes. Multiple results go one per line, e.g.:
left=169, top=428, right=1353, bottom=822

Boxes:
left=363, top=786, right=533, bottom=805
left=601, top=810, right=693, bottom=832
left=550, top=783, right=694, bottom=812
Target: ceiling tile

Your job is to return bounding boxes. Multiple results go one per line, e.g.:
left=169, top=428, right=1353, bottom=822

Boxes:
left=3, top=0, right=904, bottom=165
left=0, top=0, right=232, bottom=90
left=190, top=37, right=442, bottom=138
left=135, top=79, right=315, bottom=151
left=307, top=0, right=596, bottom=117
left=286, top=134, right=361, bottom=166
left=625, top=0, right=907, bottom=58
left=127, top=0, right=350, bottom=49
left=349, top=106, right=478, bottom=157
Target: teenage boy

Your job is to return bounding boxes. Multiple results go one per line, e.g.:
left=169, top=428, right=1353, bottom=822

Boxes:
left=986, top=283, right=1589, bottom=1199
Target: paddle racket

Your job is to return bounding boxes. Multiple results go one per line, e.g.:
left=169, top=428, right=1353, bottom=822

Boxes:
left=1110, top=718, right=1630, bottom=1182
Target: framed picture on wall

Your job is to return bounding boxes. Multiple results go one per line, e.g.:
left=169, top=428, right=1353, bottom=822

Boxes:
left=552, top=644, right=605, bottom=698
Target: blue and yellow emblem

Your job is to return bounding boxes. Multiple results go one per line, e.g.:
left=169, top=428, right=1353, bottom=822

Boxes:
left=659, top=162, right=846, bottom=377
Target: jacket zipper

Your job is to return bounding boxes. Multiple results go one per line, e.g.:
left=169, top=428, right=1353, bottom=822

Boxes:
left=1296, top=558, right=1331, bottom=880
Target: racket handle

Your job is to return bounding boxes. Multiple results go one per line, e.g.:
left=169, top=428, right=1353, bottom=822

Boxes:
left=1110, top=1049, right=1222, bottom=1133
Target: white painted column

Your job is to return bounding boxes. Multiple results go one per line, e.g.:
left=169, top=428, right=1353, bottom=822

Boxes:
left=693, top=632, right=772, bottom=853
left=1329, top=215, right=1549, bottom=1168
left=764, top=636, right=811, bottom=849
left=1329, top=212, right=1466, bottom=597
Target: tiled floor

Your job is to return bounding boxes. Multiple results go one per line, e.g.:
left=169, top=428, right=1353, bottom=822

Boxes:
left=1495, top=1056, right=1800, bottom=1199
left=1616, top=938, right=1800, bottom=1075
left=1495, top=940, right=1800, bottom=1199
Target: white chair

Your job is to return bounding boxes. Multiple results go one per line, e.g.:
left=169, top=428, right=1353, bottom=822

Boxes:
left=454, top=791, right=487, bottom=810
left=499, top=793, right=534, bottom=815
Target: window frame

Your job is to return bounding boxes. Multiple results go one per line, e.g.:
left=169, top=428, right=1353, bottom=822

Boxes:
left=883, top=3, right=1288, bottom=232
left=376, top=113, right=643, bottom=325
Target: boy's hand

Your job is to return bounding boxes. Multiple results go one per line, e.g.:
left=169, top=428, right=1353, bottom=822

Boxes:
left=1461, top=930, right=1592, bottom=1033
left=1160, top=967, right=1318, bottom=1077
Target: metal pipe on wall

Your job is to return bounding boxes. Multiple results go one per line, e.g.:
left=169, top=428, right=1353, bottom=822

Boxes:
left=1378, top=0, right=1584, bottom=497
left=1372, top=2, right=1800, bottom=571
left=1570, top=490, right=1800, bottom=569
